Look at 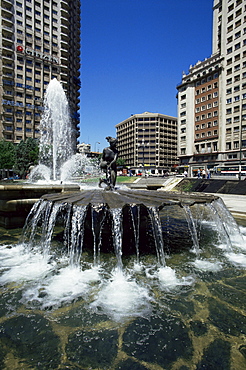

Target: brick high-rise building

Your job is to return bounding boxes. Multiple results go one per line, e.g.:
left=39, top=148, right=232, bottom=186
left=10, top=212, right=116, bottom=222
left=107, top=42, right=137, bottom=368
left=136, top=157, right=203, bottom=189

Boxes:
left=0, top=0, right=81, bottom=148
left=177, top=0, right=246, bottom=177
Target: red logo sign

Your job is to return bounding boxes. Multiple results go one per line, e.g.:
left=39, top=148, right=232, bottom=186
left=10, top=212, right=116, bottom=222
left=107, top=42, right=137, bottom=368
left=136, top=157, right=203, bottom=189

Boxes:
left=16, top=45, right=23, bottom=52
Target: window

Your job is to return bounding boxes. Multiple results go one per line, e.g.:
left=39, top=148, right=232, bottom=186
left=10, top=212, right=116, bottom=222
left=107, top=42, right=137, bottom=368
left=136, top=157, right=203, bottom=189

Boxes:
left=235, top=31, right=241, bottom=39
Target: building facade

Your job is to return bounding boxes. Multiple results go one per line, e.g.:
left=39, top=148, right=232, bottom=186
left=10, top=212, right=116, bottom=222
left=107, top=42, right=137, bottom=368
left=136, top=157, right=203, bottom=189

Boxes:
left=116, top=112, right=178, bottom=175
left=177, top=0, right=246, bottom=177
left=0, top=0, right=81, bottom=148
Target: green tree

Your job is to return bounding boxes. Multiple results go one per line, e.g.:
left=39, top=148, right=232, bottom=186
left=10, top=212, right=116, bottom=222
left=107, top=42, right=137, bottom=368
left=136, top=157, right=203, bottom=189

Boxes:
left=0, top=140, right=16, bottom=169
left=116, top=157, right=126, bottom=167
left=14, top=138, right=39, bottom=179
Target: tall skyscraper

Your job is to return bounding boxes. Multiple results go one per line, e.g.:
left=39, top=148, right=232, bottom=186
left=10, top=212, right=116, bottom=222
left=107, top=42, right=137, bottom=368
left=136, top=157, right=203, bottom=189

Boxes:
left=0, top=0, right=81, bottom=148
left=116, top=112, right=178, bottom=175
left=177, top=0, right=246, bottom=177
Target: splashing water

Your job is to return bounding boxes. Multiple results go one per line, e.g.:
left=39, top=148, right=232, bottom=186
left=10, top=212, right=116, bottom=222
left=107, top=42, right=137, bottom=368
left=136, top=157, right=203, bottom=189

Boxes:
left=90, top=268, right=152, bottom=321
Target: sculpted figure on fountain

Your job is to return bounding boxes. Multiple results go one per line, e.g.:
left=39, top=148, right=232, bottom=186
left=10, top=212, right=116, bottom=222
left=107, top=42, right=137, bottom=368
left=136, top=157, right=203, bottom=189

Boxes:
left=99, top=136, right=118, bottom=190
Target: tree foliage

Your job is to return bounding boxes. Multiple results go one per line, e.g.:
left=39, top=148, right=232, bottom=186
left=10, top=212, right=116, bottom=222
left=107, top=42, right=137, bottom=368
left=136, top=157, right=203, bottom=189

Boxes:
left=14, top=138, right=39, bottom=179
left=116, top=157, right=126, bottom=167
left=0, top=140, right=16, bottom=169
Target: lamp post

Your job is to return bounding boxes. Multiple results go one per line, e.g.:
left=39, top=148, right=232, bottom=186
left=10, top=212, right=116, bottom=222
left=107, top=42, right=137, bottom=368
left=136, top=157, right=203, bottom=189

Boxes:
left=94, top=141, right=100, bottom=152
left=239, top=99, right=246, bottom=180
left=138, top=139, right=149, bottom=176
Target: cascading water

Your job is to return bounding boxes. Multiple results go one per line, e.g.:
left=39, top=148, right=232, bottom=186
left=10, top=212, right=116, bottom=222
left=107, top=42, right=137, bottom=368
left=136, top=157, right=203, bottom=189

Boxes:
left=0, top=190, right=246, bottom=369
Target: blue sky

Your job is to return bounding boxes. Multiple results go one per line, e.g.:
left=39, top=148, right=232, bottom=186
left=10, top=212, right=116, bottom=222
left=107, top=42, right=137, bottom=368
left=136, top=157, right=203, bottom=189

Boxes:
left=79, top=0, right=214, bottom=152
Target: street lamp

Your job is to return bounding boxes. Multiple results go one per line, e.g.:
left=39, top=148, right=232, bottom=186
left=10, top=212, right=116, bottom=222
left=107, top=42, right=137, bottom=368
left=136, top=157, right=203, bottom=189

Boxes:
left=138, top=138, right=149, bottom=176
left=94, top=141, right=100, bottom=152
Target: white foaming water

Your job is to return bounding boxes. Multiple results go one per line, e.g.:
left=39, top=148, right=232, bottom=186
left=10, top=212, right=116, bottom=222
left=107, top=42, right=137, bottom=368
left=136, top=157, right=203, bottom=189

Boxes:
left=225, top=252, right=246, bottom=267
left=147, top=266, right=194, bottom=291
left=0, top=244, right=55, bottom=284
left=90, top=268, right=152, bottom=321
left=22, top=265, right=101, bottom=309
left=192, top=259, right=223, bottom=272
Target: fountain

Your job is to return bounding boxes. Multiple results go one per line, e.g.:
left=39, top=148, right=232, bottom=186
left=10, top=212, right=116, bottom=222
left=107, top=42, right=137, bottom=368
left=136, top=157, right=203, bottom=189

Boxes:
left=28, top=78, right=98, bottom=184
left=0, top=80, right=246, bottom=369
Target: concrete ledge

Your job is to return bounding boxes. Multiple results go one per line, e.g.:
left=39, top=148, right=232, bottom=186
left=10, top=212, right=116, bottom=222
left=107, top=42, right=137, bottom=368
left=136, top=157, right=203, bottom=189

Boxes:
left=0, top=183, right=80, bottom=228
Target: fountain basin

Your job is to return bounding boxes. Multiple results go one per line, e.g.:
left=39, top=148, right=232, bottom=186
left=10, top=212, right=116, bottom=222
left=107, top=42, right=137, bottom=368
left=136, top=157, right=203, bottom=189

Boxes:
left=0, top=183, right=80, bottom=228
left=28, top=189, right=221, bottom=259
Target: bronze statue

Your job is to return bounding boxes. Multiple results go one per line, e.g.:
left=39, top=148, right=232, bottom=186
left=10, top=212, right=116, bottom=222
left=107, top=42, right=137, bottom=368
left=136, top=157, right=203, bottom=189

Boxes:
left=99, top=136, right=118, bottom=190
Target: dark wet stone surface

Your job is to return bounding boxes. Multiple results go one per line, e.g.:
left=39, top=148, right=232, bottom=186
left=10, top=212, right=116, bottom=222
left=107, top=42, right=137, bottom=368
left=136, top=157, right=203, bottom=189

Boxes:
left=0, top=344, right=6, bottom=370
left=167, top=297, right=195, bottom=318
left=190, top=320, right=208, bottom=336
left=66, top=328, right=118, bottom=368
left=225, top=276, right=246, bottom=291
left=0, top=314, right=60, bottom=369
left=56, top=304, right=108, bottom=327
left=196, top=339, right=231, bottom=370
left=122, top=312, right=193, bottom=369
left=208, top=298, right=246, bottom=336
left=0, top=290, right=23, bottom=317
left=208, top=283, right=246, bottom=310
left=116, top=358, right=148, bottom=369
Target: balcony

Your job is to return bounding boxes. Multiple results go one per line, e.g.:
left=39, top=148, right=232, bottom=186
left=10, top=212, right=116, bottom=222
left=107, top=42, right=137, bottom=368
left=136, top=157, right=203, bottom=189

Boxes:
left=1, top=12, right=13, bottom=24
left=61, top=0, right=69, bottom=11
left=2, top=7, right=13, bottom=16
left=2, top=41, right=13, bottom=51
left=2, top=52, right=14, bottom=61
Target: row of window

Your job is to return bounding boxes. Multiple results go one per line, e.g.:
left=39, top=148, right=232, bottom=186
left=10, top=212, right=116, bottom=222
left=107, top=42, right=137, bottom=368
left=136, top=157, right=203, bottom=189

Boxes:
left=226, top=84, right=246, bottom=93
left=227, top=52, right=245, bottom=65
left=226, top=125, right=246, bottom=133
left=196, top=90, right=218, bottom=98
left=227, top=27, right=246, bottom=43
left=195, top=130, right=218, bottom=139
left=226, top=115, right=246, bottom=124
left=17, top=39, right=58, bottom=48
left=195, top=102, right=218, bottom=112
left=227, top=71, right=246, bottom=84
left=4, top=126, right=39, bottom=133
left=226, top=93, right=246, bottom=106
left=227, top=40, right=246, bottom=54
left=195, top=121, right=218, bottom=130
left=16, top=1, right=58, bottom=9
left=196, top=112, right=218, bottom=121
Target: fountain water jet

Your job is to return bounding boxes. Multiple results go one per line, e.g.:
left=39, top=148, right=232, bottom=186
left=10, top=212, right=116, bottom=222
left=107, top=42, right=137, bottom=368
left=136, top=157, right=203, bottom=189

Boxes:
left=28, top=78, right=98, bottom=183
